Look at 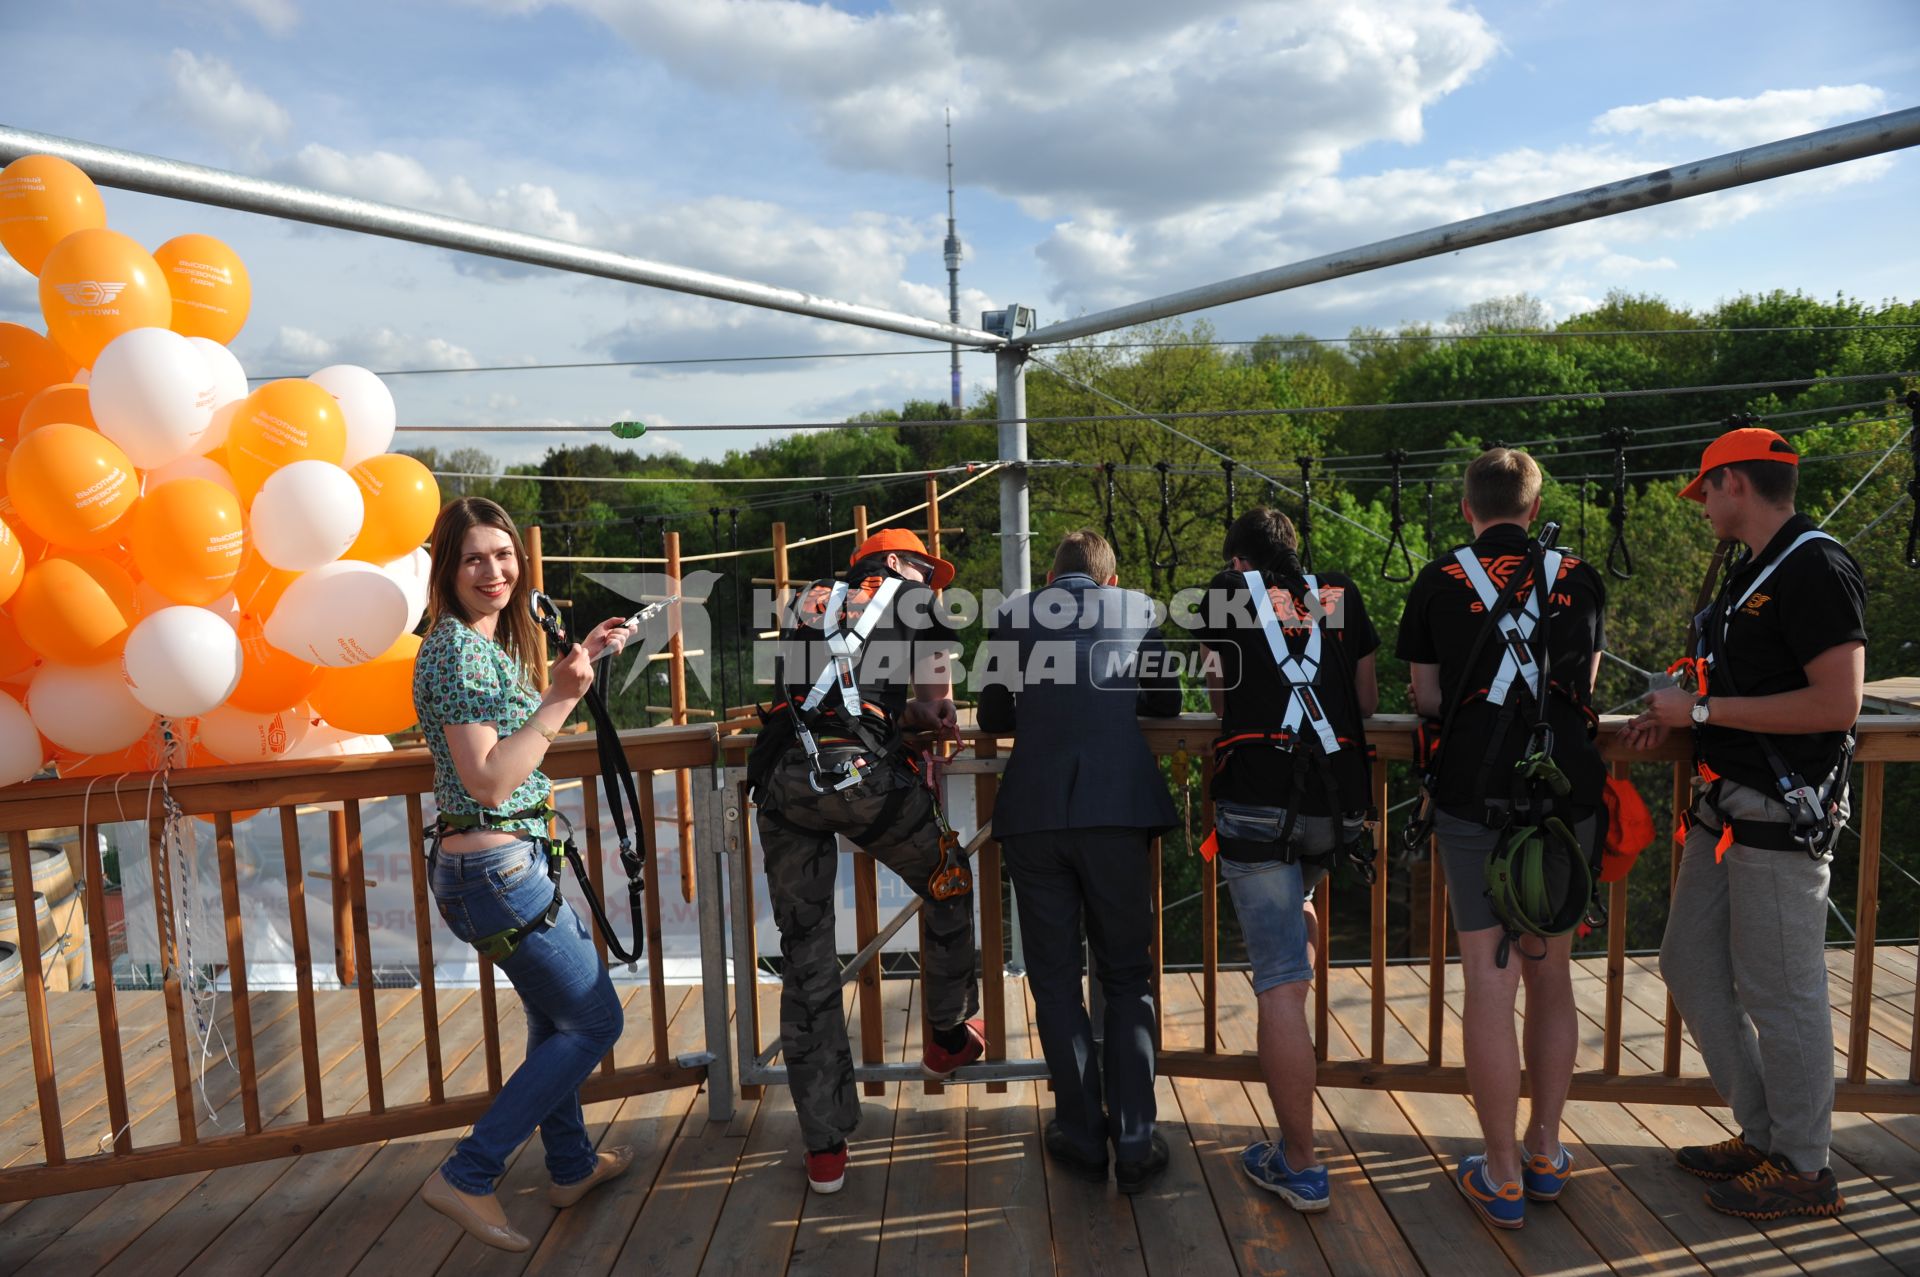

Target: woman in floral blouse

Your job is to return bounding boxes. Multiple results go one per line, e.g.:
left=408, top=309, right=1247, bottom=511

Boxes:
left=412, top=496, right=635, bottom=1251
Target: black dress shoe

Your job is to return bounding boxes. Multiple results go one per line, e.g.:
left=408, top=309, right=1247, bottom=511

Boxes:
left=1044, top=1120, right=1109, bottom=1183
left=1115, top=1132, right=1170, bottom=1195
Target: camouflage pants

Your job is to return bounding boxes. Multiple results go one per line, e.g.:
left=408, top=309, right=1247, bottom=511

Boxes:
left=756, top=748, right=980, bottom=1152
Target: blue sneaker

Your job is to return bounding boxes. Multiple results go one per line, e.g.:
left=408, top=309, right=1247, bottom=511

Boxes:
left=1456, top=1155, right=1524, bottom=1229
left=1241, top=1140, right=1330, bottom=1213
left=1523, top=1143, right=1574, bottom=1202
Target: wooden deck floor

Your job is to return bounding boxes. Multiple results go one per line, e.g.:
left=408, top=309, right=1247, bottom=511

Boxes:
left=1, top=949, right=1918, bottom=1276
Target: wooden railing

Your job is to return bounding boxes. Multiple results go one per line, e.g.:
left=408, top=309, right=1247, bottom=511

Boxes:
left=1, top=713, right=1915, bottom=1203
left=0, top=725, right=718, bottom=1202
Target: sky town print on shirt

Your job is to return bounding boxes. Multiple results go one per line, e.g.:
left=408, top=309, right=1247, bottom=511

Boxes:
left=0, top=1, right=1912, bottom=465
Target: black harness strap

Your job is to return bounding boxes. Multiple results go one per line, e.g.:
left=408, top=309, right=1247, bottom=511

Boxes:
left=1150, top=461, right=1178, bottom=573
left=1380, top=449, right=1413, bottom=582
left=1604, top=426, right=1633, bottom=580
left=1296, top=456, right=1315, bottom=573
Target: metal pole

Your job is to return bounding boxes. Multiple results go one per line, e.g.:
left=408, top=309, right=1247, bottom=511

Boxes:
left=694, top=774, right=736, bottom=1122
left=0, top=125, right=1005, bottom=352
left=996, top=346, right=1031, bottom=598
left=1016, top=108, right=1920, bottom=347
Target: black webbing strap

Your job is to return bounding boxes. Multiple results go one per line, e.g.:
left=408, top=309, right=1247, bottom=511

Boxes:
left=1150, top=461, right=1178, bottom=572
left=1903, top=390, right=1920, bottom=569
left=1380, top=449, right=1413, bottom=582
left=1604, top=426, right=1633, bottom=580
left=531, top=591, right=651, bottom=963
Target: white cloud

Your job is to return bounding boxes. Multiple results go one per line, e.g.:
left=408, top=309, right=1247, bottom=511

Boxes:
left=276, top=144, right=591, bottom=245
left=228, top=0, right=299, bottom=35
left=0, top=257, right=36, bottom=320
left=486, top=0, right=1500, bottom=220
left=166, top=49, right=292, bottom=153
left=1594, top=85, right=1888, bottom=150
left=249, top=325, right=480, bottom=374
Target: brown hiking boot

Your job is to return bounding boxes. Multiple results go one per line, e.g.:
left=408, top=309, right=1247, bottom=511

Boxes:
left=1675, top=1136, right=1767, bottom=1181
left=1704, top=1159, right=1845, bottom=1220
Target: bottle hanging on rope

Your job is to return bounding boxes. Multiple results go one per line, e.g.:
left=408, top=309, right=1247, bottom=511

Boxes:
left=1150, top=460, right=1179, bottom=574
left=1603, top=426, right=1634, bottom=580
left=1380, top=448, right=1413, bottom=582
left=1221, top=459, right=1237, bottom=532
left=1296, top=456, right=1315, bottom=573
left=1904, top=390, right=1920, bottom=569
left=1102, top=460, right=1118, bottom=548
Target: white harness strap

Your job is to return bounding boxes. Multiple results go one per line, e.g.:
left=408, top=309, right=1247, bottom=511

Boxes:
left=800, top=576, right=904, bottom=715
left=1452, top=548, right=1563, bottom=706
left=1717, top=530, right=1835, bottom=651
left=1244, top=570, right=1342, bottom=755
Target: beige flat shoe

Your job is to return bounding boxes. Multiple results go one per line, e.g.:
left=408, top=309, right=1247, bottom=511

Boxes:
left=549, top=1146, right=636, bottom=1208
left=421, top=1168, right=531, bottom=1252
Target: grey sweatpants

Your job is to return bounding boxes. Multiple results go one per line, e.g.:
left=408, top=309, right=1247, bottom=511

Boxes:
left=1658, top=778, right=1841, bottom=1172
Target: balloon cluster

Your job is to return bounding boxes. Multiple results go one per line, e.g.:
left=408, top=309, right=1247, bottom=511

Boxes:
left=0, top=155, right=439, bottom=789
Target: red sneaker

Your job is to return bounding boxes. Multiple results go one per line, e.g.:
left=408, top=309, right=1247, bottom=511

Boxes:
left=806, top=1143, right=847, bottom=1195
left=921, top=1018, right=987, bottom=1080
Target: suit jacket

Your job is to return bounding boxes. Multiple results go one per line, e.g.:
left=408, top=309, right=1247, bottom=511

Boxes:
left=977, top=574, right=1180, bottom=838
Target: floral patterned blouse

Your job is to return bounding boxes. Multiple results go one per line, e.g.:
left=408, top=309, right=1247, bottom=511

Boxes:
left=413, top=615, right=551, bottom=837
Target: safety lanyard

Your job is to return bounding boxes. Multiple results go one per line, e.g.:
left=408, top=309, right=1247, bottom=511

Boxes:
left=800, top=576, right=903, bottom=716
left=1451, top=547, right=1563, bottom=707
left=1244, top=570, right=1342, bottom=755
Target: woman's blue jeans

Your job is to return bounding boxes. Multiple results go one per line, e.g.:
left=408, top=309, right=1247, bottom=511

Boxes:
left=429, top=839, right=623, bottom=1194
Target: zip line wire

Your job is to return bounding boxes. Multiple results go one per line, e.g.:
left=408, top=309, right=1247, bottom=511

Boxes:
left=1817, top=427, right=1914, bottom=529
left=256, top=322, right=1920, bottom=380
left=431, top=462, right=985, bottom=487
left=391, top=369, right=1914, bottom=437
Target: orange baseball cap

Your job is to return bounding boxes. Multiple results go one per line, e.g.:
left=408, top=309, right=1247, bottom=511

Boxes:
left=850, top=527, right=955, bottom=590
left=1678, top=427, right=1799, bottom=502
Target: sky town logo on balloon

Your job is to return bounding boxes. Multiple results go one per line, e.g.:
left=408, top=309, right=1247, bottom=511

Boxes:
left=52, top=280, right=127, bottom=311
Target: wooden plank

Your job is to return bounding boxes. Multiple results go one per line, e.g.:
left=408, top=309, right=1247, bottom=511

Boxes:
left=280, top=803, right=326, bottom=1124
left=644, top=769, right=673, bottom=1064
left=0, top=994, right=174, bottom=1170
left=405, top=794, right=446, bottom=1105
left=976, top=736, right=1007, bottom=1094
left=1427, top=834, right=1446, bottom=1067
left=959, top=972, right=1051, bottom=1277
left=1603, top=759, right=1630, bottom=1077
left=852, top=849, right=884, bottom=1098
left=666, top=531, right=697, bottom=905
left=1312, top=873, right=1329, bottom=1062
left=480, top=955, right=503, bottom=1093
left=1160, top=972, right=1327, bottom=1277
left=1370, top=766, right=1388, bottom=1064
left=331, top=809, right=355, bottom=986
left=213, top=810, right=262, bottom=1134
left=1666, top=760, right=1688, bottom=1077
left=79, top=821, right=133, bottom=1157
left=697, top=984, right=808, bottom=1277
left=6, top=829, right=65, bottom=1166
left=1849, top=762, right=1885, bottom=1085
left=148, top=815, right=198, bottom=1147
left=343, top=799, right=385, bottom=1113
left=877, top=978, right=968, bottom=1276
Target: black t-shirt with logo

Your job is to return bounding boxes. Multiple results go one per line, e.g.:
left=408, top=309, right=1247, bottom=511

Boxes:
left=748, top=573, right=961, bottom=775
left=1696, top=513, right=1867, bottom=795
left=1394, top=524, right=1607, bottom=818
left=1196, top=568, right=1379, bottom=813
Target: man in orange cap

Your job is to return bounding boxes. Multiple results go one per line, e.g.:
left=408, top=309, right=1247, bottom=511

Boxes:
left=1623, top=426, right=1865, bottom=1220
left=746, top=526, right=980, bottom=1195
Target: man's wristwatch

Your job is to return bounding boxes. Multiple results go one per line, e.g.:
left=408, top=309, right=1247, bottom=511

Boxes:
left=1689, top=697, right=1711, bottom=725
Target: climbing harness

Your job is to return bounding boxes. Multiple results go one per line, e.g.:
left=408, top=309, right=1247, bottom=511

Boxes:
left=1450, top=541, right=1566, bottom=710
left=1379, top=449, right=1414, bottom=582
left=1222, top=459, right=1238, bottom=532
left=787, top=576, right=906, bottom=793
left=1603, top=426, right=1633, bottom=579
left=1296, top=456, right=1315, bottom=572
left=1150, top=460, right=1179, bottom=574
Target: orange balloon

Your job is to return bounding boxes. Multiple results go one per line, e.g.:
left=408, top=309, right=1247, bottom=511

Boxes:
left=129, top=478, right=246, bottom=605
left=345, top=453, right=441, bottom=563
left=0, top=323, right=76, bottom=442
left=17, top=381, right=96, bottom=437
left=0, top=155, right=107, bottom=275
left=232, top=547, right=300, bottom=621
left=12, top=551, right=141, bottom=662
left=308, top=633, right=420, bottom=735
left=153, top=234, right=251, bottom=345
left=5, top=422, right=138, bottom=549
left=228, top=618, right=323, bottom=713
left=0, top=442, right=48, bottom=565
left=0, top=609, right=38, bottom=682
left=226, top=379, right=346, bottom=501
left=0, top=517, right=23, bottom=606
left=38, top=227, right=172, bottom=368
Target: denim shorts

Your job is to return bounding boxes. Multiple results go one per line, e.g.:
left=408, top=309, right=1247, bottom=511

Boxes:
left=1220, top=856, right=1328, bottom=993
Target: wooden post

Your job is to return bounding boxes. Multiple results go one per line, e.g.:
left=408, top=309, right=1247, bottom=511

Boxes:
left=329, top=809, right=353, bottom=987
left=1664, top=761, right=1688, bottom=1077
left=923, top=477, right=942, bottom=565
left=1603, top=760, right=1630, bottom=1077
left=343, top=800, right=383, bottom=1114
left=667, top=531, right=696, bottom=903
left=528, top=524, right=549, bottom=690
left=977, top=738, right=1007, bottom=1093
left=279, top=806, right=325, bottom=1123
left=1847, top=762, right=1885, bottom=1085
left=213, top=811, right=261, bottom=1133
left=150, top=817, right=196, bottom=1145
left=81, top=822, right=132, bottom=1154
left=1426, top=834, right=1446, bottom=1067
left=771, top=521, right=790, bottom=624
left=1370, top=766, right=1388, bottom=1064
left=8, top=831, right=64, bottom=1164
left=404, top=795, right=445, bottom=1105
left=854, top=505, right=869, bottom=542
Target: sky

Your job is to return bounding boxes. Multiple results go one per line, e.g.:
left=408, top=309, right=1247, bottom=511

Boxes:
left=1, top=0, right=1916, bottom=467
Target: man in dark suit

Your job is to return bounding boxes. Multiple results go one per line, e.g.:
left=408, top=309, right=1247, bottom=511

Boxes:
left=977, top=530, right=1181, bottom=1193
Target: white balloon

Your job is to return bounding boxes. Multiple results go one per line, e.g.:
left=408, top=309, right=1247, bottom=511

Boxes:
left=88, top=328, right=216, bottom=469
left=309, top=365, right=396, bottom=467
left=142, top=452, right=239, bottom=498
left=27, top=662, right=156, bottom=755
left=189, top=338, right=249, bottom=458
left=382, top=546, right=430, bottom=634
left=197, top=701, right=309, bottom=763
left=0, top=692, right=44, bottom=786
left=264, top=561, right=408, bottom=668
left=250, top=461, right=364, bottom=571
left=121, top=607, right=244, bottom=717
